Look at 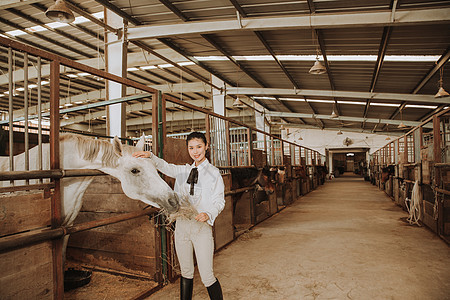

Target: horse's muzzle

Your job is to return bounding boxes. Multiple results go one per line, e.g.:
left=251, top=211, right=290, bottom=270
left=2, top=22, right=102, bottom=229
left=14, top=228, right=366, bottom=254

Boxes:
left=167, top=192, right=180, bottom=213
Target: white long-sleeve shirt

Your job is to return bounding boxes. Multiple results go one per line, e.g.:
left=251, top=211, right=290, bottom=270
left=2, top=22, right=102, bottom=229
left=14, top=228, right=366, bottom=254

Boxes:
left=151, top=155, right=225, bottom=226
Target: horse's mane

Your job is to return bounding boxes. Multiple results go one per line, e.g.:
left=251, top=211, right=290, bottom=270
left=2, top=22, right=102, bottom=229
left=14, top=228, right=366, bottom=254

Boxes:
left=60, top=133, right=135, bottom=167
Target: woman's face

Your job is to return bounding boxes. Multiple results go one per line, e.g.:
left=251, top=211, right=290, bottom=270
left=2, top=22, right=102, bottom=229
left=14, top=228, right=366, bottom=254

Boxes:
left=188, top=138, right=208, bottom=166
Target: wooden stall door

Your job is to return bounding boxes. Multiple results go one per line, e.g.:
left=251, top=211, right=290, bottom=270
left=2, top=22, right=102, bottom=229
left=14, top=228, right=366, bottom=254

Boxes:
left=67, top=176, right=159, bottom=279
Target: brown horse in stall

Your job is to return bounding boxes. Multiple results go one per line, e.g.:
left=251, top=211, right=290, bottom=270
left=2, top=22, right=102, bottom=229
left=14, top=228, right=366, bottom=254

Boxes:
left=381, top=165, right=395, bottom=183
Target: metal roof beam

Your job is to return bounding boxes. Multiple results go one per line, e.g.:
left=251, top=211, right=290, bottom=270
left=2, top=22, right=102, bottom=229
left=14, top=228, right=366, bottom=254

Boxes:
left=30, top=3, right=105, bottom=41
left=253, top=31, right=317, bottom=125
left=0, top=17, right=88, bottom=59
left=418, top=104, right=447, bottom=122
left=200, top=34, right=266, bottom=87
left=0, top=0, right=41, bottom=9
left=10, top=82, right=210, bottom=118
left=412, top=47, right=450, bottom=94
left=127, top=8, right=450, bottom=40
left=383, top=47, right=450, bottom=125
left=159, top=0, right=190, bottom=21
left=200, top=33, right=304, bottom=124
left=225, top=87, right=450, bottom=104
left=363, top=26, right=392, bottom=120
left=92, top=0, right=142, bottom=26
left=0, top=29, right=72, bottom=59
left=307, top=0, right=316, bottom=13
left=314, top=29, right=340, bottom=116
left=267, top=111, right=431, bottom=128
left=63, top=102, right=253, bottom=127
left=64, top=0, right=118, bottom=34
left=6, top=8, right=101, bottom=54
left=229, top=0, right=247, bottom=17
left=0, top=50, right=183, bottom=85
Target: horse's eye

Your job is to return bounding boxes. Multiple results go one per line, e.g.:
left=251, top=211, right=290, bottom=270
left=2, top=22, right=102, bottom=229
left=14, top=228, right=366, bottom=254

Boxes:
left=131, top=168, right=140, bottom=174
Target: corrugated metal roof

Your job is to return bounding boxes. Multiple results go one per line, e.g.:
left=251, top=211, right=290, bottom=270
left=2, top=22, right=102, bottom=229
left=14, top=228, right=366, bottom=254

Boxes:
left=0, top=0, right=449, bottom=135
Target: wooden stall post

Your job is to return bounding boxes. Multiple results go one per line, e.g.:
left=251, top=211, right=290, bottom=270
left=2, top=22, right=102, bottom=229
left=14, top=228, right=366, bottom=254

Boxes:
left=157, top=91, right=169, bottom=284
left=205, top=114, right=210, bottom=145
left=247, top=128, right=252, bottom=166
left=152, top=92, right=159, bottom=156
left=50, top=60, right=64, bottom=299
left=433, top=115, right=444, bottom=235
left=225, top=121, right=231, bottom=166
left=264, top=134, right=267, bottom=165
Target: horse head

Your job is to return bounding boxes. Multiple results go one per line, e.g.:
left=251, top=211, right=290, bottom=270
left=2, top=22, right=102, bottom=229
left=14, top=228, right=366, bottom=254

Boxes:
left=98, top=135, right=180, bottom=215
left=381, top=165, right=395, bottom=183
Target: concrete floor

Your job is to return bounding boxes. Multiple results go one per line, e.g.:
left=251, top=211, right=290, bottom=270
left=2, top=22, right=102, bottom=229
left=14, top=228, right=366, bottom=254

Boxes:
left=149, top=173, right=450, bottom=300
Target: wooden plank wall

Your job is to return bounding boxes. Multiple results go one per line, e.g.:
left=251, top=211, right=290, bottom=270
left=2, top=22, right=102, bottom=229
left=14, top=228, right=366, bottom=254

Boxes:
left=66, top=176, right=158, bottom=279
left=0, top=192, right=53, bottom=299
left=214, top=174, right=234, bottom=250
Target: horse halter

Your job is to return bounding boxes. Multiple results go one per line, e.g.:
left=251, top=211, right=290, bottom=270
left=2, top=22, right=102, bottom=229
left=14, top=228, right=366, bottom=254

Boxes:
left=187, top=167, right=198, bottom=195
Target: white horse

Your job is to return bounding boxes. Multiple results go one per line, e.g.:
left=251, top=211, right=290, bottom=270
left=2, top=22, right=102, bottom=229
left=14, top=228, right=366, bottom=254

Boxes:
left=0, top=133, right=180, bottom=227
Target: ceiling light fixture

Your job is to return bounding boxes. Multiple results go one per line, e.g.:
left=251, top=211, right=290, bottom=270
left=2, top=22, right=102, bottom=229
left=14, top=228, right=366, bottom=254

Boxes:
left=435, top=67, right=449, bottom=98
left=398, top=107, right=407, bottom=129
left=330, top=104, right=338, bottom=118
left=45, top=0, right=75, bottom=23
left=309, top=29, right=327, bottom=75
left=337, top=130, right=343, bottom=135
left=397, top=122, right=407, bottom=129
left=309, top=59, right=327, bottom=75
left=385, top=136, right=391, bottom=141
left=232, top=97, right=245, bottom=108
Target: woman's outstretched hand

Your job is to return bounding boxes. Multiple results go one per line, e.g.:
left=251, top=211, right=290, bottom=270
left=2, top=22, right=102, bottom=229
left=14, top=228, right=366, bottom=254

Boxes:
left=195, top=212, right=210, bottom=223
left=132, top=151, right=152, bottom=158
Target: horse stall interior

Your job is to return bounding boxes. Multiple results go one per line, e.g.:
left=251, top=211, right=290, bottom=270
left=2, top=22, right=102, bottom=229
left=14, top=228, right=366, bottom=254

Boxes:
left=370, top=111, right=450, bottom=244
left=0, top=36, right=328, bottom=299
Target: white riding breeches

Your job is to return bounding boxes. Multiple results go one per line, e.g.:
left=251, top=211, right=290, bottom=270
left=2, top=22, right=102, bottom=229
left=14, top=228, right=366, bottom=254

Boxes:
left=175, top=218, right=216, bottom=287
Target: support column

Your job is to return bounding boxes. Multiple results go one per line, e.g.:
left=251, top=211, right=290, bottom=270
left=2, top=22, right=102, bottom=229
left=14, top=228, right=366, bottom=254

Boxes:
left=328, top=151, right=334, bottom=175
left=255, top=102, right=266, bottom=149
left=105, top=10, right=127, bottom=138
left=211, top=75, right=225, bottom=116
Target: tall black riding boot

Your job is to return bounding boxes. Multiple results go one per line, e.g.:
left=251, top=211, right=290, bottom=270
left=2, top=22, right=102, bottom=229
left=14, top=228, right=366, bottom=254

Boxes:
left=206, top=278, right=223, bottom=300
left=180, top=277, right=193, bottom=300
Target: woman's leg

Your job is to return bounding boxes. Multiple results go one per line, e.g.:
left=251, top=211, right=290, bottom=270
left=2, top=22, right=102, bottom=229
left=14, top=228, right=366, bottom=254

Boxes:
left=191, top=222, right=215, bottom=287
left=175, top=219, right=195, bottom=299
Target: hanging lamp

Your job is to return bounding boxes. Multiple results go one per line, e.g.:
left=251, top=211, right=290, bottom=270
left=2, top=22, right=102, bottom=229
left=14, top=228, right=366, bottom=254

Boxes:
left=337, top=130, right=343, bottom=135
left=309, top=29, right=327, bottom=75
left=330, top=103, right=338, bottom=118
left=435, top=67, right=449, bottom=98
left=232, top=97, right=245, bottom=108
left=309, top=58, right=327, bottom=75
left=45, top=0, right=75, bottom=23
left=398, top=107, right=407, bottom=129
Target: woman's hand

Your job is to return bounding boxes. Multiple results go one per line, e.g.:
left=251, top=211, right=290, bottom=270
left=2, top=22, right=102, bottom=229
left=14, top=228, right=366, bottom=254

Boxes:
left=195, top=212, right=210, bottom=223
left=132, top=151, right=152, bottom=158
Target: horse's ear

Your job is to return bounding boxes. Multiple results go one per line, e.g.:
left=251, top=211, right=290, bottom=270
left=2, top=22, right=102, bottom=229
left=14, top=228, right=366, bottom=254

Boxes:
left=112, top=136, right=123, bottom=157
left=135, top=132, right=145, bottom=151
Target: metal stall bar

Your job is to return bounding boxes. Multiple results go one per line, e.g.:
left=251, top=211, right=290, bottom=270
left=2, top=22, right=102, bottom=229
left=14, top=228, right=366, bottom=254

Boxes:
left=8, top=47, right=14, bottom=174
left=37, top=57, right=43, bottom=180
left=0, top=207, right=158, bottom=253
left=24, top=52, right=29, bottom=183
left=49, top=59, right=64, bottom=299
left=247, top=127, right=252, bottom=166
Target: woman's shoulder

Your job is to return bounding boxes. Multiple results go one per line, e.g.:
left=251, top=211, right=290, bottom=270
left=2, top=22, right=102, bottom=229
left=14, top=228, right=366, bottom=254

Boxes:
left=206, top=162, right=221, bottom=175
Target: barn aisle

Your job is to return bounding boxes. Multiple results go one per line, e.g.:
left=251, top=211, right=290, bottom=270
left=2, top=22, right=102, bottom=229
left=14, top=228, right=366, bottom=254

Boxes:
left=148, top=173, right=450, bottom=299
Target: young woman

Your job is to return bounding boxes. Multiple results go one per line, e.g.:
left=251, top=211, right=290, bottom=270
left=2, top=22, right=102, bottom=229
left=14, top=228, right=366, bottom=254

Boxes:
left=133, top=132, right=225, bottom=300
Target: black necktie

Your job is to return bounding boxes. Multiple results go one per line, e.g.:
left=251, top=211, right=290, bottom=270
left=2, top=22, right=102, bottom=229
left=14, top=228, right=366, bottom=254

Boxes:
left=187, top=167, right=198, bottom=195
